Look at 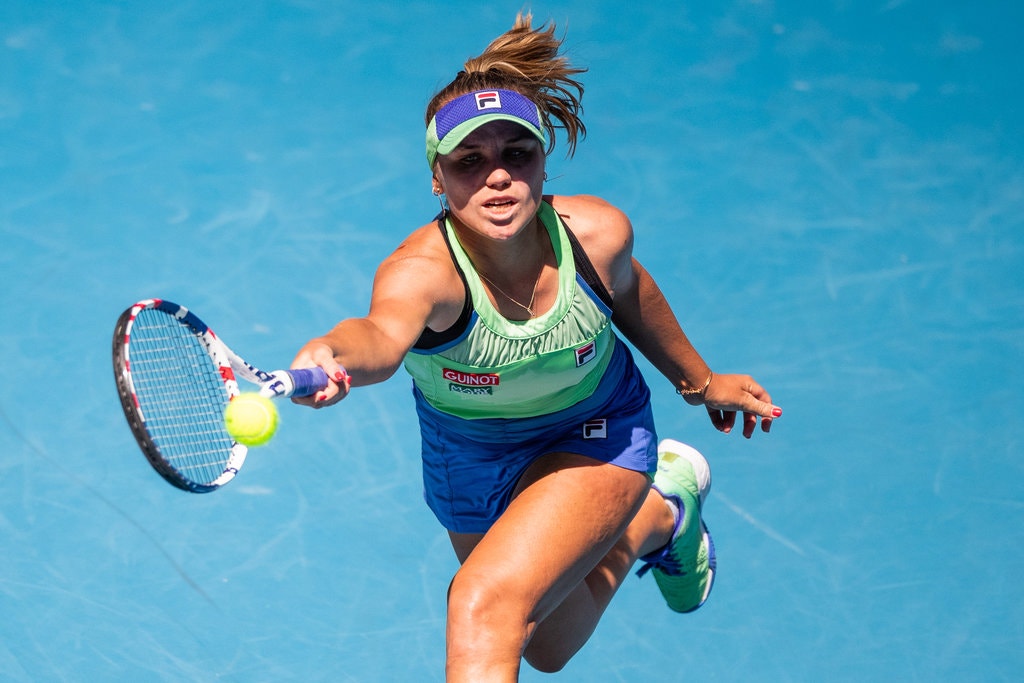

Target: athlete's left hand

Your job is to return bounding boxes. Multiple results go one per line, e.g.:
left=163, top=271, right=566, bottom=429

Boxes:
left=700, top=373, right=781, bottom=438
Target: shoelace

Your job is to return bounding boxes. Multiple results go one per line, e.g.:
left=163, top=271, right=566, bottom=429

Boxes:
left=635, top=492, right=688, bottom=578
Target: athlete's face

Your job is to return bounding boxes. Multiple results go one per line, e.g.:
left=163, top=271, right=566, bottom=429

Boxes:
left=433, top=120, right=546, bottom=242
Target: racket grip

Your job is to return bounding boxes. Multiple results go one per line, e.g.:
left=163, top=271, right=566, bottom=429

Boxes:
left=287, top=367, right=331, bottom=397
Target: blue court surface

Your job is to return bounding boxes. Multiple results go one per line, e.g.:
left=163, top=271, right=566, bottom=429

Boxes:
left=2, top=1, right=1021, bottom=681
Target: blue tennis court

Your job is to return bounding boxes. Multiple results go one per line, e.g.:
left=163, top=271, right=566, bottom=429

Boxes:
left=2, top=1, right=1021, bottom=680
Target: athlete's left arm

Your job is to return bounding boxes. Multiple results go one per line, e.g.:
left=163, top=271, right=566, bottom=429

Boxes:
left=589, top=200, right=781, bottom=437
left=608, top=254, right=717, bottom=397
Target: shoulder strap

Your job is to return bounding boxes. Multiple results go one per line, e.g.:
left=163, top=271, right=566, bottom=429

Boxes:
left=562, top=221, right=614, bottom=310
left=412, top=212, right=474, bottom=351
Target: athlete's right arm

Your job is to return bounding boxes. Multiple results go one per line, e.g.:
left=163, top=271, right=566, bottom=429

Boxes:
left=291, top=224, right=464, bottom=407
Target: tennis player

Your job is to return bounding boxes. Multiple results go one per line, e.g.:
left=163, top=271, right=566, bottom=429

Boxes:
left=292, top=13, right=781, bottom=681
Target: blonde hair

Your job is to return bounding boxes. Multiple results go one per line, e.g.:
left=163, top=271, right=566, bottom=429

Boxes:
left=425, top=13, right=587, bottom=157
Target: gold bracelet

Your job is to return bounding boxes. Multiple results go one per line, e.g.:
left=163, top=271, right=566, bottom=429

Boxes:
left=676, top=371, right=713, bottom=397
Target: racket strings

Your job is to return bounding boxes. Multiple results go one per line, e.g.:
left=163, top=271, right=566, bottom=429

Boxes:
left=129, top=309, right=234, bottom=484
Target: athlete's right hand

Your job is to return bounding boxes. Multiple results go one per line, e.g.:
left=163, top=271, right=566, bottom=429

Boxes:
left=290, top=340, right=350, bottom=408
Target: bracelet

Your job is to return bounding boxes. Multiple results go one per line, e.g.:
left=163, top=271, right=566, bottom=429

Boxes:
left=676, top=371, right=713, bottom=397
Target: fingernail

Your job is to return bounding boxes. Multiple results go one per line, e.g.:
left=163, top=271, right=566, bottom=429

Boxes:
left=771, top=407, right=783, bottom=418
left=334, top=371, right=345, bottom=382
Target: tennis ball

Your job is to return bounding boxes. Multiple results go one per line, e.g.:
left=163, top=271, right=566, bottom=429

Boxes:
left=224, top=393, right=279, bottom=447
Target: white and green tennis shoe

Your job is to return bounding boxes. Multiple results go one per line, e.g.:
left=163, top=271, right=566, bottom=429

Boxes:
left=636, top=439, right=716, bottom=613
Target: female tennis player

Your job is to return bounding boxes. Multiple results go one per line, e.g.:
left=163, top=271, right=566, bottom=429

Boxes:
left=291, top=13, right=781, bottom=681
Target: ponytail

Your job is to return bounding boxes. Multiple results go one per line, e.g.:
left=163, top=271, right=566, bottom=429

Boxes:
left=425, top=13, right=587, bottom=157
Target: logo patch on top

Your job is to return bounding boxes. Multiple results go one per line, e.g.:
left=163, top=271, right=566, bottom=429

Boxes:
left=573, top=342, right=598, bottom=368
left=583, top=418, right=607, bottom=439
left=443, top=368, right=499, bottom=396
left=443, top=368, right=500, bottom=386
left=575, top=341, right=596, bottom=367
left=475, top=91, right=501, bottom=110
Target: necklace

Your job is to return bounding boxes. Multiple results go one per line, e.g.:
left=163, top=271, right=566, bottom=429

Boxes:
left=478, top=268, right=542, bottom=318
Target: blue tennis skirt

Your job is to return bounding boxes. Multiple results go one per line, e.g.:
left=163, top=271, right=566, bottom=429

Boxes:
left=413, top=340, right=658, bottom=533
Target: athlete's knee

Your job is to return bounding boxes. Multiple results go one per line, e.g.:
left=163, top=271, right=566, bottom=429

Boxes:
left=523, top=641, right=572, bottom=674
left=447, top=566, right=530, bottom=640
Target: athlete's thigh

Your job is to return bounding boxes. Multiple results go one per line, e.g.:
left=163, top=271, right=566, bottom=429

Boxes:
left=453, top=451, right=651, bottom=622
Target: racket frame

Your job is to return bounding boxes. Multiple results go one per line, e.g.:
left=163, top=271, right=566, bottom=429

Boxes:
left=112, top=298, right=323, bottom=493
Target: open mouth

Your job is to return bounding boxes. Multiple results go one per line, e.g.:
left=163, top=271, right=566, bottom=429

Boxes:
left=484, top=198, right=515, bottom=209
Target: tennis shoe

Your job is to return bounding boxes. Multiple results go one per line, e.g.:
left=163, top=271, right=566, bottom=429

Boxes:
left=636, top=439, right=716, bottom=613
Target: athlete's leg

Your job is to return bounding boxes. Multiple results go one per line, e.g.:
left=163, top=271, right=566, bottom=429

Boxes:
left=444, top=452, right=675, bottom=680
left=519, top=485, right=674, bottom=672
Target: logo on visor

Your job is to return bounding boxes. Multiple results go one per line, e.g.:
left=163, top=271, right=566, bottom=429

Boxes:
left=475, top=91, right=502, bottom=110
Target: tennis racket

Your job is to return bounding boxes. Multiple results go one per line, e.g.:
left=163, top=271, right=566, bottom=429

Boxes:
left=112, top=298, right=330, bottom=493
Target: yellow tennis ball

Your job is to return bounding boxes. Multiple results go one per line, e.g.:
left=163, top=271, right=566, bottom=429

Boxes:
left=224, top=393, right=279, bottom=447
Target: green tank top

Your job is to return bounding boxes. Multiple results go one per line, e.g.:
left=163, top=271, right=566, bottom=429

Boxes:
left=403, top=202, right=615, bottom=419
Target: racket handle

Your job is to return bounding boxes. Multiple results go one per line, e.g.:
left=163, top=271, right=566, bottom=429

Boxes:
left=260, top=366, right=331, bottom=398
left=286, top=367, right=331, bottom=398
